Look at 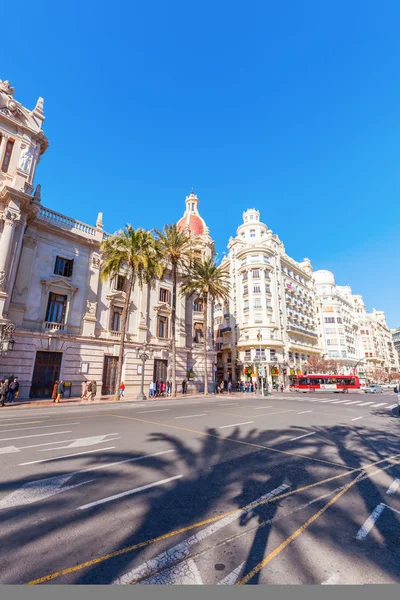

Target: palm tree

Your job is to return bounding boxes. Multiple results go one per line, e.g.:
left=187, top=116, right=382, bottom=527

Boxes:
left=154, top=224, right=193, bottom=397
left=180, top=257, right=230, bottom=395
left=100, top=226, right=162, bottom=400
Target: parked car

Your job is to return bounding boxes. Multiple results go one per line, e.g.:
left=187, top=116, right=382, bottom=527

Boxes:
left=364, top=384, right=383, bottom=394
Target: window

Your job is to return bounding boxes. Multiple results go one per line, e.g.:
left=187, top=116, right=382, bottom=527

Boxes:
left=251, top=255, right=260, bottom=263
left=193, top=297, right=203, bottom=312
left=301, top=354, right=306, bottom=360
left=227, top=352, right=232, bottom=363
left=263, top=255, right=270, bottom=263
left=54, top=256, right=74, bottom=278
left=336, top=317, right=343, bottom=324
left=111, top=307, right=122, bottom=331
left=1, top=139, right=14, bottom=173
left=341, top=351, right=347, bottom=358
left=254, top=299, right=262, bottom=308
left=340, top=338, right=346, bottom=346
left=242, top=272, right=248, bottom=282
left=158, top=316, right=168, bottom=339
left=250, top=230, right=256, bottom=237
left=159, top=287, right=170, bottom=303
left=288, top=352, right=293, bottom=359
left=295, top=353, right=299, bottom=360
left=253, top=285, right=261, bottom=293
left=324, top=317, right=335, bottom=323
left=252, top=270, right=260, bottom=278
left=245, top=349, right=251, bottom=359
left=46, top=293, right=67, bottom=323
left=270, top=350, right=277, bottom=360
left=116, top=275, right=126, bottom=291
left=243, top=286, right=248, bottom=295
left=255, top=349, right=266, bottom=360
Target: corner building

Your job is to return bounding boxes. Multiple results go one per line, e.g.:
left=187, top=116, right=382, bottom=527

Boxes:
left=215, top=209, right=321, bottom=388
left=0, top=81, right=215, bottom=398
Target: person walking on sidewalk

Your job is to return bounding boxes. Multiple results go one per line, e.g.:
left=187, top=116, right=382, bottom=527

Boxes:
left=81, top=380, right=89, bottom=401
left=52, top=381, right=58, bottom=403
left=1, top=379, right=9, bottom=407
left=89, top=380, right=97, bottom=401
left=8, top=378, right=19, bottom=403
left=119, top=381, right=125, bottom=399
left=280, top=383, right=284, bottom=393
left=228, top=381, right=232, bottom=394
left=56, top=380, right=65, bottom=404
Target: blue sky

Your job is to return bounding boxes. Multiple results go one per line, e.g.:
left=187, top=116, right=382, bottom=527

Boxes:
left=3, top=1, right=400, bottom=326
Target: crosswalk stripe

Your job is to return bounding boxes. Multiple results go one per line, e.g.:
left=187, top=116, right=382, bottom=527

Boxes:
left=371, top=403, right=387, bottom=408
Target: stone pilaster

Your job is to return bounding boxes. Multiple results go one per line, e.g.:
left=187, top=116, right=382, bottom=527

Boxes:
left=82, top=251, right=101, bottom=336
left=0, top=208, right=20, bottom=318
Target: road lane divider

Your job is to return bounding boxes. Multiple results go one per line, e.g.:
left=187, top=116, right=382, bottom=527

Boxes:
left=19, top=446, right=116, bottom=466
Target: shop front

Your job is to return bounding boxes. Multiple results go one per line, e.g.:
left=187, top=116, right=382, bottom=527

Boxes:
left=271, top=366, right=279, bottom=388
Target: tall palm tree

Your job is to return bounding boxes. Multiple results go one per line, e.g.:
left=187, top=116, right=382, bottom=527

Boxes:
left=154, top=224, right=192, bottom=397
left=181, top=257, right=230, bottom=395
left=100, top=226, right=162, bottom=400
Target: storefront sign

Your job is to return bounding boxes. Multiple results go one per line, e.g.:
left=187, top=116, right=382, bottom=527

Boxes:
left=290, top=368, right=295, bottom=376
left=271, top=368, right=279, bottom=376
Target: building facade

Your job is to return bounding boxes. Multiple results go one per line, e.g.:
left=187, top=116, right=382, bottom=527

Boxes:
left=313, top=270, right=399, bottom=380
left=215, top=209, right=321, bottom=388
left=392, top=327, right=400, bottom=365
left=0, top=81, right=215, bottom=398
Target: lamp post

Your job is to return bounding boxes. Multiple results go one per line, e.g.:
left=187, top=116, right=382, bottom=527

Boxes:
left=0, top=322, right=16, bottom=358
left=134, top=342, right=153, bottom=401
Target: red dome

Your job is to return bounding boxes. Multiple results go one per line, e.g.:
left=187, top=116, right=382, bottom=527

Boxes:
left=177, top=214, right=205, bottom=235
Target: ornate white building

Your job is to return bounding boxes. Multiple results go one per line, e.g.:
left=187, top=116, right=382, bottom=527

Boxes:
left=215, top=209, right=321, bottom=387
left=313, top=270, right=399, bottom=380
left=0, top=80, right=215, bottom=399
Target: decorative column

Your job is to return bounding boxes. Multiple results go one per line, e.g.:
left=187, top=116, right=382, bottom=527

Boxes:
left=82, top=252, right=101, bottom=336
left=0, top=208, right=20, bottom=319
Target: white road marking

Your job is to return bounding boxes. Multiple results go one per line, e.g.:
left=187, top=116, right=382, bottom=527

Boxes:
left=19, top=446, right=116, bottom=466
left=386, top=479, right=400, bottom=495
left=142, top=558, right=203, bottom=585
left=74, top=449, right=175, bottom=474
left=297, top=410, right=312, bottom=415
left=0, top=446, right=19, bottom=454
left=321, top=573, right=340, bottom=585
left=113, top=483, right=290, bottom=585
left=288, top=432, right=316, bottom=442
left=343, top=401, right=363, bottom=405
left=356, top=503, right=386, bottom=540
left=371, top=403, right=387, bottom=408
left=351, top=417, right=363, bottom=422
left=138, top=410, right=170, bottom=414
left=0, top=473, right=94, bottom=510
left=77, top=475, right=182, bottom=510
left=217, top=562, right=246, bottom=585
left=175, top=414, right=207, bottom=419
left=0, top=422, right=80, bottom=434
left=389, top=404, right=397, bottom=409
left=39, top=434, right=120, bottom=451
left=320, top=400, right=334, bottom=403
left=219, top=421, right=254, bottom=429
left=254, top=406, right=273, bottom=409
left=0, top=430, right=72, bottom=442
left=357, top=402, right=374, bottom=407
left=330, top=400, right=348, bottom=404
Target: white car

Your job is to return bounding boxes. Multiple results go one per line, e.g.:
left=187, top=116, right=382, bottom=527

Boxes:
left=364, top=384, right=383, bottom=394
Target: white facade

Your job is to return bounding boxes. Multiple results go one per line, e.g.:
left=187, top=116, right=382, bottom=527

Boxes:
left=215, top=209, right=321, bottom=387
left=0, top=81, right=215, bottom=399
left=314, top=270, right=399, bottom=379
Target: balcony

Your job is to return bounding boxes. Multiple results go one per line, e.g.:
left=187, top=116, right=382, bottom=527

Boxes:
left=108, top=330, right=121, bottom=339
left=287, top=325, right=319, bottom=339
left=43, top=321, right=65, bottom=332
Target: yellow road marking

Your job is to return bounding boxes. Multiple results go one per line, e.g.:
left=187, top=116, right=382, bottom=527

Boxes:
left=106, top=413, right=353, bottom=469
left=27, top=443, right=400, bottom=584
left=236, top=460, right=393, bottom=585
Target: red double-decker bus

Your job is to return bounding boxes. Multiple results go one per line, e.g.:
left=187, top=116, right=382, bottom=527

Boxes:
left=289, top=374, right=361, bottom=393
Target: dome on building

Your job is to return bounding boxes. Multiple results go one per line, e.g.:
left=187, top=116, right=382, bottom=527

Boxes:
left=177, top=192, right=207, bottom=236
left=313, top=270, right=335, bottom=285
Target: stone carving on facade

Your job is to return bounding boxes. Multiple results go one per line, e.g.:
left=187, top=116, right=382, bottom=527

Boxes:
left=0, top=270, right=6, bottom=290
left=86, top=301, right=97, bottom=315
left=1, top=208, right=21, bottom=225
left=96, top=212, right=103, bottom=229
left=91, top=254, right=101, bottom=269
left=18, top=143, right=38, bottom=175
left=0, top=80, right=15, bottom=96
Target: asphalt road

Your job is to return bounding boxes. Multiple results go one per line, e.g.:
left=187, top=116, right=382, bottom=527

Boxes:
left=0, top=390, right=399, bottom=585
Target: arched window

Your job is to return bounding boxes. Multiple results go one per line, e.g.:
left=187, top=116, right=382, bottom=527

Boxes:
left=194, top=297, right=203, bottom=312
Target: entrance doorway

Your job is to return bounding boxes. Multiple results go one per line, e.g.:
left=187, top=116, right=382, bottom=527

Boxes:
left=153, top=359, right=168, bottom=383
left=30, top=351, right=62, bottom=398
left=102, top=356, right=118, bottom=395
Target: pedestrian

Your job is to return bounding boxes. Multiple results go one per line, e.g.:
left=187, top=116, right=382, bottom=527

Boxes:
left=280, top=383, right=284, bottom=393
left=166, top=380, right=171, bottom=396
left=182, top=379, right=187, bottom=394
left=149, top=381, right=154, bottom=397
left=228, top=381, right=232, bottom=394
left=250, top=382, right=254, bottom=393
left=81, top=380, right=89, bottom=401
left=160, top=380, right=165, bottom=397
left=8, top=377, right=19, bottom=403
left=56, top=379, right=65, bottom=404
left=52, top=380, right=58, bottom=403
left=1, top=379, right=9, bottom=407
left=90, top=380, right=97, bottom=401
left=240, top=381, right=244, bottom=393
left=119, top=381, right=125, bottom=399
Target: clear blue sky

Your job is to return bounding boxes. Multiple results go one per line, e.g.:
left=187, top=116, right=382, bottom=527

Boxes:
left=3, top=1, right=400, bottom=326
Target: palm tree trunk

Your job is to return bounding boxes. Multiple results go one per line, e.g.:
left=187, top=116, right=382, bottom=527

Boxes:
left=115, top=272, right=134, bottom=401
left=171, top=263, right=177, bottom=397
left=203, top=291, right=209, bottom=395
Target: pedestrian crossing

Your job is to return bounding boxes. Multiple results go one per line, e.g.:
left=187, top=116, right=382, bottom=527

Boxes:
left=280, top=395, right=397, bottom=411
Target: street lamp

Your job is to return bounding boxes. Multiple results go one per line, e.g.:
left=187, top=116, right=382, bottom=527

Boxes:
left=134, top=342, right=154, bottom=401
left=0, top=322, right=16, bottom=357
